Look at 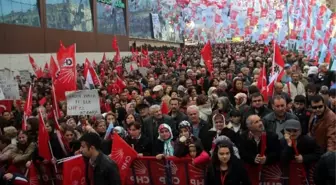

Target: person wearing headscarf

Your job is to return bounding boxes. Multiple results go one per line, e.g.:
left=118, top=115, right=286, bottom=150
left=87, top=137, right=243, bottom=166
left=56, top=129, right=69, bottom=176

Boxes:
left=174, top=121, right=201, bottom=157
left=154, top=124, right=175, bottom=160
left=234, top=93, right=249, bottom=114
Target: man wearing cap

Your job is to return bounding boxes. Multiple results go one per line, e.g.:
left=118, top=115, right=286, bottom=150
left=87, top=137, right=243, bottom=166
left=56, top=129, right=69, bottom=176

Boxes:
left=280, top=119, right=322, bottom=167
left=152, top=85, right=164, bottom=105
left=308, top=95, right=336, bottom=152
left=281, top=119, right=321, bottom=166
left=281, top=64, right=292, bottom=83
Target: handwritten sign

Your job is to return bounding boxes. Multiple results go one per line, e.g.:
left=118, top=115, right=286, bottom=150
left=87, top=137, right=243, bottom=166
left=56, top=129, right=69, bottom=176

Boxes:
left=0, top=87, right=5, bottom=100
left=0, top=80, right=20, bottom=100
left=66, top=90, right=101, bottom=116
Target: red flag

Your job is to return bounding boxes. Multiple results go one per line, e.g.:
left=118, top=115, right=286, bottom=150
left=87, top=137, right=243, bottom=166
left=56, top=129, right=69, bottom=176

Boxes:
left=111, top=133, right=137, bottom=185
left=260, top=132, right=267, bottom=156
left=62, top=155, right=86, bottom=185
left=201, top=41, right=213, bottom=74
left=275, top=10, right=282, bottom=19
left=24, top=85, right=33, bottom=117
left=115, top=77, right=126, bottom=89
left=28, top=163, right=41, bottom=185
left=257, top=63, right=268, bottom=103
left=49, top=56, right=59, bottom=81
left=51, top=84, right=61, bottom=119
left=38, top=110, right=52, bottom=160
left=272, top=43, right=285, bottom=75
left=161, top=101, right=169, bottom=115
left=112, top=36, right=118, bottom=51
left=167, top=50, right=174, bottom=58
left=54, top=43, right=77, bottom=101
left=43, top=62, right=50, bottom=78
left=84, top=58, right=102, bottom=87
left=29, top=55, right=43, bottom=78
left=0, top=100, right=12, bottom=114
left=92, top=60, right=98, bottom=68
left=39, top=97, right=47, bottom=106
left=102, top=52, right=107, bottom=68
left=247, top=8, right=254, bottom=17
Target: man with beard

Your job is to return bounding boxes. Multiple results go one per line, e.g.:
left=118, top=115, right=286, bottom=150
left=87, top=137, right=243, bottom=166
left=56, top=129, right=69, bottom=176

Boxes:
left=308, top=95, right=336, bottom=152
left=263, top=95, right=298, bottom=139
left=168, top=98, right=188, bottom=129
left=239, top=115, right=280, bottom=165
left=242, top=93, right=272, bottom=130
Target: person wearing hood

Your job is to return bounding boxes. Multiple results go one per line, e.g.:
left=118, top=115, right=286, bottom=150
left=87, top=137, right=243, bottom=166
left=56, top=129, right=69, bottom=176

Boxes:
left=203, top=113, right=237, bottom=153
left=281, top=119, right=322, bottom=167
left=196, top=94, right=212, bottom=122
left=234, top=92, right=249, bottom=114
left=239, top=115, right=280, bottom=165
left=154, top=124, right=175, bottom=160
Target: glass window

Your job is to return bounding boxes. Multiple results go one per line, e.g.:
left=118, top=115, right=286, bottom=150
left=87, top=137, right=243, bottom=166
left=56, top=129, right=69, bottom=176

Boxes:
left=0, top=0, right=41, bottom=27
left=128, top=0, right=153, bottom=39
left=46, top=0, right=93, bottom=32
left=96, top=1, right=126, bottom=35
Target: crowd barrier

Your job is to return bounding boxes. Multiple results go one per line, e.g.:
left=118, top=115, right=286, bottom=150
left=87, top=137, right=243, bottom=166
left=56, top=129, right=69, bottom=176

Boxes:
left=28, top=157, right=316, bottom=185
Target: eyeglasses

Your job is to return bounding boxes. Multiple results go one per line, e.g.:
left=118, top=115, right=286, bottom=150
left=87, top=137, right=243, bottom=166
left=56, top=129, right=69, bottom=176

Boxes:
left=312, top=105, right=324, bottom=110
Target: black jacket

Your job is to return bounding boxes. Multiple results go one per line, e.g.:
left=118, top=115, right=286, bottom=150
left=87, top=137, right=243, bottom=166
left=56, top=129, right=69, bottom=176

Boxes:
left=293, top=109, right=311, bottom=135
left=280, top=135, right=322, bottom=166
left=142, top=115, right=177, bottom=144
left=85, top=152, right=121, bottom=185
left=168, top=111, right=189, bottom=130
left=203, top=128, right=238, bottom=153
left=191, top=119, right=210, bottom=150
left=314, top=151, right=336, bottom=185
left=239, top=131, right=280, bottom=165
left=125, top=135, right=152, bottom=156
left=207, top=158, right=251, bottom=185
left=263, top=112, right=299, bottom=138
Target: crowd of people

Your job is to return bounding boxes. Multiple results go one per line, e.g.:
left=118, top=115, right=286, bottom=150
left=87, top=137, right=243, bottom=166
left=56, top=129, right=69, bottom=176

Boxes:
left=0, top=42, right=335, bottom=185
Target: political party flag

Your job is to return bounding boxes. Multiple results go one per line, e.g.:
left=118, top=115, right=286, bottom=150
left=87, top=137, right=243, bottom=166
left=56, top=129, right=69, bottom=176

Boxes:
left=62, top=155, right=86, bottom=185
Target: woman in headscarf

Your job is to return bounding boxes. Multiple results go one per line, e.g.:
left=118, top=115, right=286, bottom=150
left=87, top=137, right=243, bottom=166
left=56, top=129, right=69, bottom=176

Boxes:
left=154, top=124, right=175, bottom=160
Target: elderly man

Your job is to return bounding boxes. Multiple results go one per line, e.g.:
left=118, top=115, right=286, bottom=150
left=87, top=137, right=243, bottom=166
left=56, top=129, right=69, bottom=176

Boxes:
left=186, top=105, right=209, bottom=146
left=239, top=115, right=280, bottom=165
left=142, top=105, right=177, bottom=144
left=308, top=95, right=336, bottom=152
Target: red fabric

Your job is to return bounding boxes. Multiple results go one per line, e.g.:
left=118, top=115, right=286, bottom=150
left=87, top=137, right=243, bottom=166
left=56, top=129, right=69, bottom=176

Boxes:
left=43, top=62, right=51, bottom=78
left=38, top=110, right=52, bottom=160
left=201, top=41, right=213, bottom=74
left=62, top=156, right=86, bottom=185
left=167, top=50, right=174, bottom=58
left=115, top=77, right=127, bottom=90
left=192, top=151, right=210, bottom=166
left=29, top=55, right=43, bottom=78
left=260, top=132, right=267, bottom=156
left=84, top=58, right=102, bottom=86
left=28, top=163, right=41, bottom=185
left=107, top=83, right=121, bottom=95
left=39, top=97, right=47, bottom=106
left=111, top=133, right=138, bottom=185
left=24, top=85, right=33, bottom=117
left=54, top=43, right=77, bottom=101
left=257, top=63, right=268, bottom=103
left=161, top=101, right=169, bottom=115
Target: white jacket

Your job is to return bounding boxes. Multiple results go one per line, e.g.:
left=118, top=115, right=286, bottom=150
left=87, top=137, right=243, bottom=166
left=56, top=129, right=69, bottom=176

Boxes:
left=283, top=81, right=306, bottom=100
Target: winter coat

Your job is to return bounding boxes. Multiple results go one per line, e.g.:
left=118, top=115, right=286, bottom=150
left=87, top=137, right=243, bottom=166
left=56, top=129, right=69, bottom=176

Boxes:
left=280, top=135, right=322, bottom=166
left=206, top=158, right=251, bottom=185
left=198, top=104, right=212, bottom=122
left=263, top=112, right=299, bottom=139
left=239, top=131, right=280, bottom=165
left=308, top=108, right=336, bottom=152
left=314, top=151, right=336, bottom=185
left=168, top=111, right=189, bottom=129
left=125, top=135, right=152, bottom=156
left=0, top=144, right=16, bottom=162
left=283, top=81, right=306, bottom=100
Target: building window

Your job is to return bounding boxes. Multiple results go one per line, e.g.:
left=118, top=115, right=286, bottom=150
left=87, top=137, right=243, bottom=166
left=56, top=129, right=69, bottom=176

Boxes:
left=128, top=0, right=153, bottom=39
left=96, top=1, right=126, bottom=35
left=0, top=0, right=40, bottom=27
left=45, top=0, right=93, bottom=32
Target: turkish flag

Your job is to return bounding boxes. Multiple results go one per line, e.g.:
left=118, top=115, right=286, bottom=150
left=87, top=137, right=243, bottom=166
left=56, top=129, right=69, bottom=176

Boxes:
left=84, top=58, right=102, bottom=87
left=62, top=155, right=86, bottom=185
left=29, top=55, right=43, bottom=78
left=54, top=43, right=77, bottom=101
left=111, top=133, right=137, bottom=185
left=0, top=100, right=12, bottom=114
left=257, top=63, right=268, bottom=103
left=38, top=110, right=52, bottom=160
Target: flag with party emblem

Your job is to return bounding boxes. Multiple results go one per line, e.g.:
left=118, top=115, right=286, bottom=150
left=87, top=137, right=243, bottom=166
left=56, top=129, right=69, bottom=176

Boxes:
left=111, top=133, right=137, bottom=185
left=62, top=155, right=86, bottom=185
left=54, top=43, right=77, bottom=101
